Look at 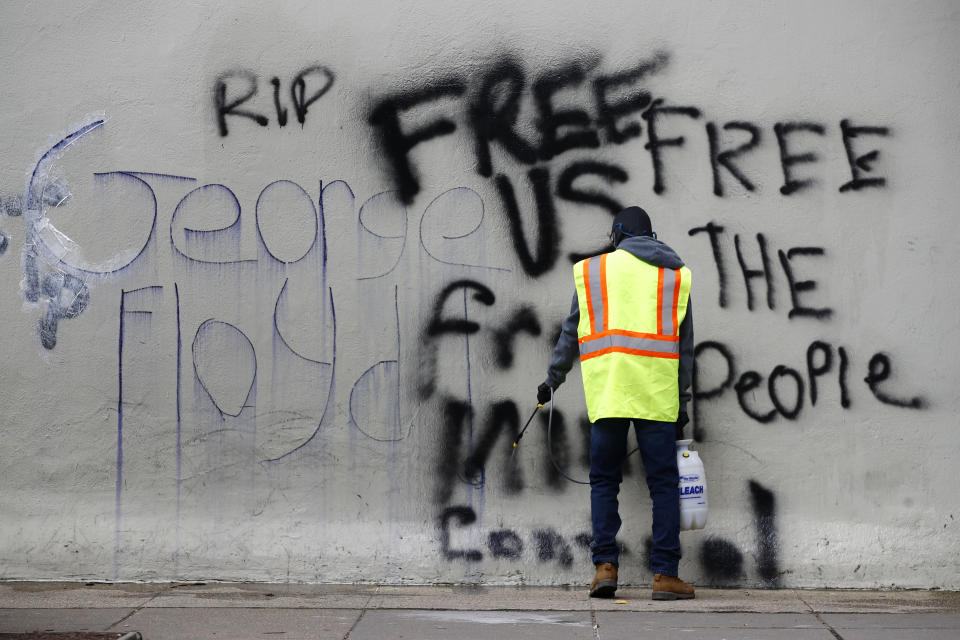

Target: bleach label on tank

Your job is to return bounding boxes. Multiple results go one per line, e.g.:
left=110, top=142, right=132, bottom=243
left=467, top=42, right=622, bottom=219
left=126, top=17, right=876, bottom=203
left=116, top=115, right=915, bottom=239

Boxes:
left=679, top=477, right=705, bottom=501
left=676, top=440, right=708, bottom=530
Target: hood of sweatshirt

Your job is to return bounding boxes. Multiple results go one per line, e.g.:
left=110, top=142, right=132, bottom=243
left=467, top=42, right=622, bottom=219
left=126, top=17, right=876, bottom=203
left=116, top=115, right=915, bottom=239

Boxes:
left=616, top=235, right=685, bottom=269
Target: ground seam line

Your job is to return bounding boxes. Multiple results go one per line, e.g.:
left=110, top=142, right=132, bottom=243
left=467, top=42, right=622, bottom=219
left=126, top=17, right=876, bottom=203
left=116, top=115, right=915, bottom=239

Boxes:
left=798, top=594, right=846, bottom=640
left=590, top=608, right=601, bottom=640
left=343, top=586, right=378, bottom=639
left=105, top=590, right=163, bottom=632
left=343, top=607, right=368, bottom=639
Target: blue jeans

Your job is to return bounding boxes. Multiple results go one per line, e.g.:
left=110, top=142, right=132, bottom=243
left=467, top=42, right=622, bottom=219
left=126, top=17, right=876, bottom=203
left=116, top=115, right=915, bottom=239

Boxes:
left=590, top=417, right=681, bottom=576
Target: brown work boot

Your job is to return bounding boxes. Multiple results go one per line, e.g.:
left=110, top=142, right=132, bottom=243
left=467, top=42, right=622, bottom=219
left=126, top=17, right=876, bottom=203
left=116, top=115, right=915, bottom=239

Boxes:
left=589, top=562, right=618, bottom=598
left=652, top=573, right=695, bottom=600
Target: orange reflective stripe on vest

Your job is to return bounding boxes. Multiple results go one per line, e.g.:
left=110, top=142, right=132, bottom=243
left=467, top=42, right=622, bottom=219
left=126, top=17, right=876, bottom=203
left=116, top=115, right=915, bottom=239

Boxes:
left=657, top=266, right=682, bottom=336
left=584, top=253, right=609, bottom=334
left=580, top=258, right=682, bottom=361
left=578, top=329, right=680, bottom=361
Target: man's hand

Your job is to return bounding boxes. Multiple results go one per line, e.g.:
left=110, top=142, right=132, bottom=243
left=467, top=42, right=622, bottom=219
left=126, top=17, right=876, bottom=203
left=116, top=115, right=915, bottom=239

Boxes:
left=675, top=410, right=689, bottom=440
left=537, top=383, right=553, bottom=405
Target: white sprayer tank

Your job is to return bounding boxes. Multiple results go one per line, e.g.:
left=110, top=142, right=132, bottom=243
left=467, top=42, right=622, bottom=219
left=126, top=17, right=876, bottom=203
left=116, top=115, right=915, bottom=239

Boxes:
left=676, top=439, right=707, bottom=530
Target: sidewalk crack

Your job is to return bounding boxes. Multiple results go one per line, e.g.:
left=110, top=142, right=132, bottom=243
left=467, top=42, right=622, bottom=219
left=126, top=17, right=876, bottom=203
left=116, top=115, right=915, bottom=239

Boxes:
left=591, top=609, right=601, bottom=640
left=106, top=590, right=163, bottom=632
left=344, top=608, right=367, bottom=640
left=799, top=594, right=846, bottom=640
left=343, top=585, right=377, bottom=640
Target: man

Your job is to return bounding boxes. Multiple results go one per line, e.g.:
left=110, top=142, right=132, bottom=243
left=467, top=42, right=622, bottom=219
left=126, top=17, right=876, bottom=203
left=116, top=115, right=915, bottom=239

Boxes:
left=538, top=206, right=695, bottom=601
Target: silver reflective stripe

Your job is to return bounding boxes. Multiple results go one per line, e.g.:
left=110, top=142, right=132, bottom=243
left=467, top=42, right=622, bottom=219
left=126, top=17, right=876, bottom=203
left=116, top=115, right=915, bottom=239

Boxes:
left=579, top=333, right=680, bottom=358
left=587, top=256, right=605, bottom=333
left=661, top=268, right=678, bottom=336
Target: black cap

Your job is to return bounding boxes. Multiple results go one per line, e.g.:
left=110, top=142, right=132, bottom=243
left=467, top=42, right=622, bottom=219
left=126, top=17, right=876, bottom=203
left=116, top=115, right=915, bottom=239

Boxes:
left=611, top=206, right=653, bottom=242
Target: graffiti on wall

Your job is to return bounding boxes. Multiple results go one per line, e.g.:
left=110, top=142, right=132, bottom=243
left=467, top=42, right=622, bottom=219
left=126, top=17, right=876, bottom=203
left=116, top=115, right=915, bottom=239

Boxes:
left=366, top=52, right=890, bottom=209
left=0, top=45, right=927, bottom=584
left=357, top=50, right=917, bottom=581
left=214, top=65, right=336, bottom=136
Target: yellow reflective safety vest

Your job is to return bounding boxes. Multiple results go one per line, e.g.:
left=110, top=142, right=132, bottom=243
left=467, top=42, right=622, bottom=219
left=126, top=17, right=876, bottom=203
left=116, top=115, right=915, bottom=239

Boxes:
left=573, top=249, right=692, bottom=422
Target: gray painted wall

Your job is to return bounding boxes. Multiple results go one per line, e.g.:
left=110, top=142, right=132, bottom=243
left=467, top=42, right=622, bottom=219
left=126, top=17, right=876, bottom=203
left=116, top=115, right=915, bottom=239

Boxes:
left=0, top=0, right=957, bottom=588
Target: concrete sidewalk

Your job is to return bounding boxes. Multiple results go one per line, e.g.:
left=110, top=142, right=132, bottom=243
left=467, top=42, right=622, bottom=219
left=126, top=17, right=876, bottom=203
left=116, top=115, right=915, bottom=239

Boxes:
left=1, top=582, right=958, bottom=639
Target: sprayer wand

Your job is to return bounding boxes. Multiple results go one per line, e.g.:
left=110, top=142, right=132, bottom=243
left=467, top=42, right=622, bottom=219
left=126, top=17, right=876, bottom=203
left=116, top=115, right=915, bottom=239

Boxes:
left=511, top=403, right=543, bottom=452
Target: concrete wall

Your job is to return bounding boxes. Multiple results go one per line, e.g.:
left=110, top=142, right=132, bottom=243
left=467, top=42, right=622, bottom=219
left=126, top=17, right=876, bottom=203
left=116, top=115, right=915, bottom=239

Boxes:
left=1, top=0, right=957, bottom=588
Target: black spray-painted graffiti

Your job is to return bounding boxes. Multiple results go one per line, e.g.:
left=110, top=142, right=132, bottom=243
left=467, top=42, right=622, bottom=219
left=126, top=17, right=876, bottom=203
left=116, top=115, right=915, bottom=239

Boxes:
left=418, top=223, right=925, bottom=498
left=368, top=52, right=890, bottom=211
left=687, top=220, right=925, bottom=437
left=439, top=505, right=592, bottom=567
left=214, top=65, right=335, bottom=136
left=417, top=270, right=615, bottom=508
left=440, top=478, right=779, bottom=585
left=358, top=51, right=925, bottom=582
left=688, top=222, right=832, bottom=319
left=415, top=276, right=798, bottom=582
left=692, top=336, right=923, bottom=435
left=749, top=479, right=780, bottom=587
left=699, top=537, right=744, bottom=583
left=365, top=51, right=890, bottom=284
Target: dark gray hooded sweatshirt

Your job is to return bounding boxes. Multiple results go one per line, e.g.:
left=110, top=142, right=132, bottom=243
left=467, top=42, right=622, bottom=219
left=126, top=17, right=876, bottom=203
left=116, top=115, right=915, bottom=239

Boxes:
left=544, top=235, right=694, bottom=415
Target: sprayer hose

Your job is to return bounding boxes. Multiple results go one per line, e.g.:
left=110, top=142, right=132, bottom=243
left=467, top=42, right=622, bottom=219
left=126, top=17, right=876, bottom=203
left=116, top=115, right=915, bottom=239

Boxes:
left=544, top=388, right=639, bottom=486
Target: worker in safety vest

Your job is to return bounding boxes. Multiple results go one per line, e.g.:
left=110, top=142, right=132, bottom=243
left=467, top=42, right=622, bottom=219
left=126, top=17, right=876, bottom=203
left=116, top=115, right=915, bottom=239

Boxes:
left=539, top=206, right=695, bottom=601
